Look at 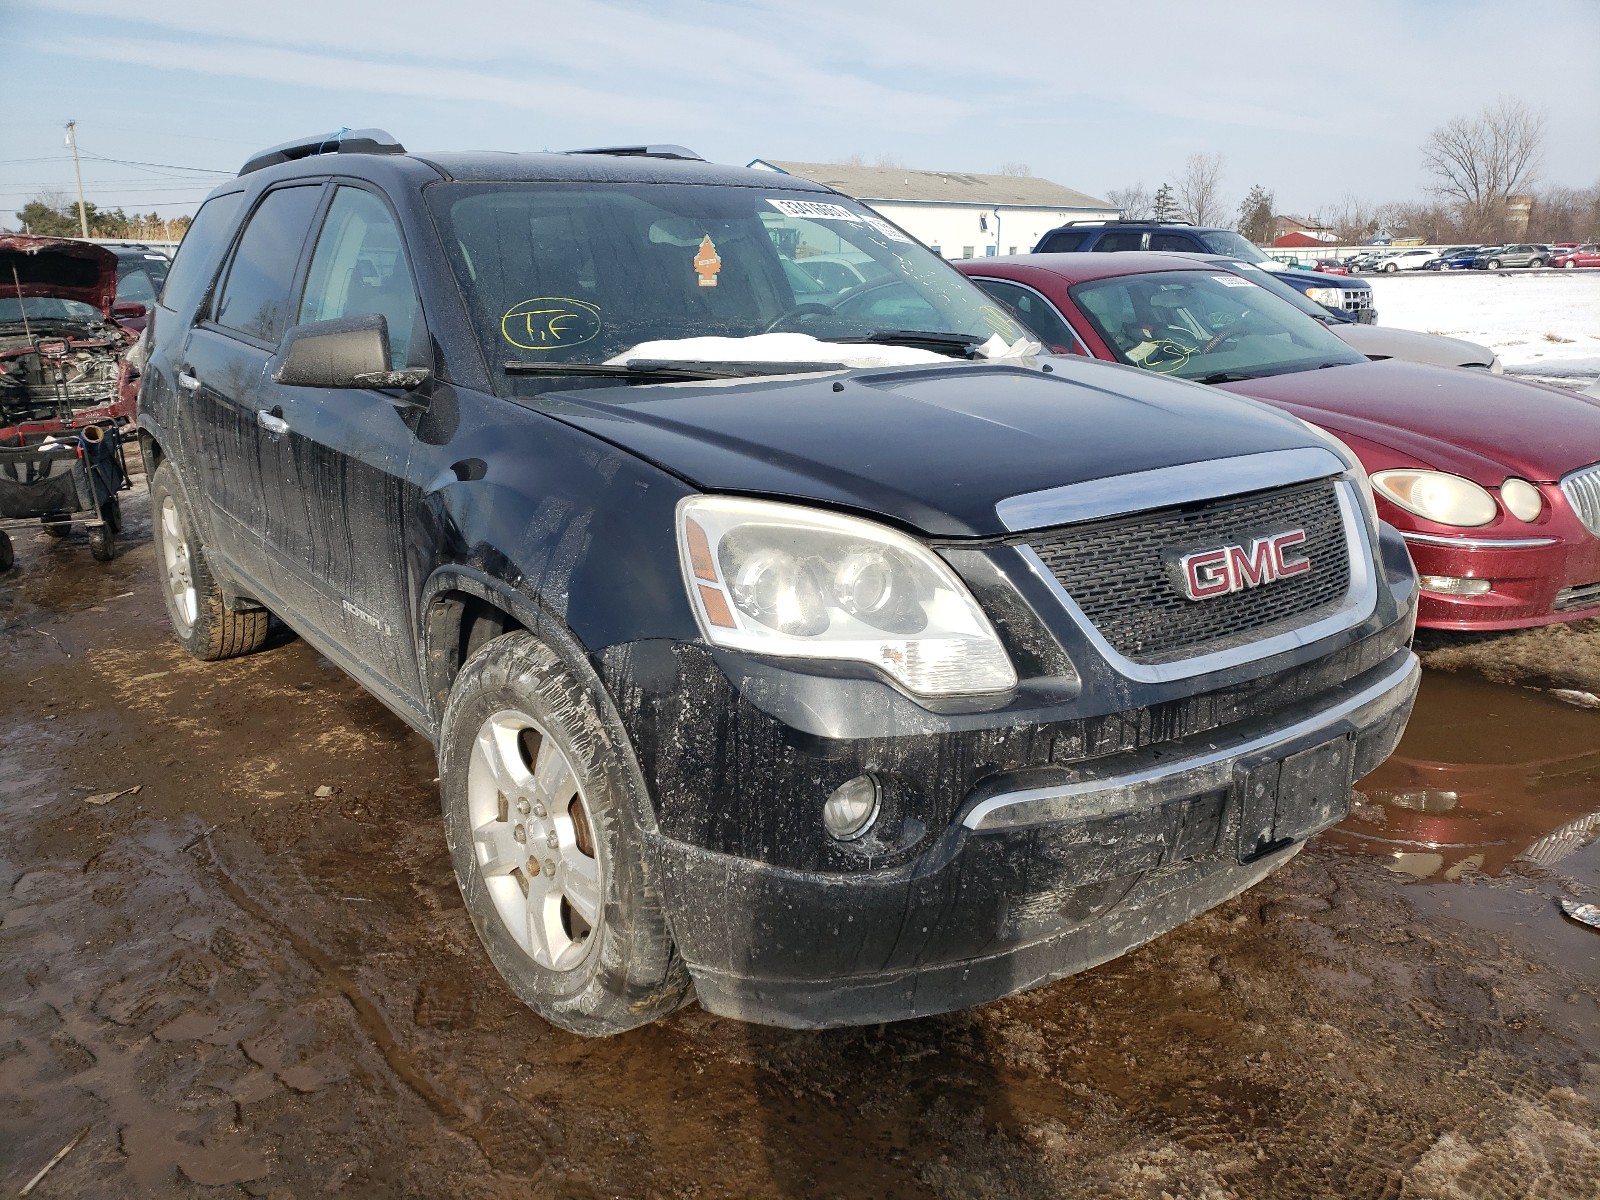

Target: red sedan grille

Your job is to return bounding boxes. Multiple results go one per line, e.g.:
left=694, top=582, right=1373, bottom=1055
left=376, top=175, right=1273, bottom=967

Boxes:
left=1560, top=463, right=1600, bottom=537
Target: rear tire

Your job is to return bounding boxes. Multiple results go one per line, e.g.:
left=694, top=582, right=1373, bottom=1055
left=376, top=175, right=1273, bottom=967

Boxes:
left=148, top=460, right=269, bottom=660
left=439, top=630, right=690, bottom=1036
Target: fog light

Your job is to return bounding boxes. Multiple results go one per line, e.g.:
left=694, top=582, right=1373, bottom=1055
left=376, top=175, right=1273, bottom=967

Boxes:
left=823, top=774, right=881, bottom=841
left=1419, top=575, right=1492, bottom=596
left=1500, top=477, right=1543, bottom=522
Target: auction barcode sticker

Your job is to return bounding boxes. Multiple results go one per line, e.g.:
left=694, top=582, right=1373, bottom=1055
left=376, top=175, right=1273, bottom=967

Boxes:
left=767, top=198, right=863, bottom=223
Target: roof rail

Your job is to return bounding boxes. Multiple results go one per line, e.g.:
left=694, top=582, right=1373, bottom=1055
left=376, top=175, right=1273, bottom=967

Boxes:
left=566, top=144, right=705, bottom=162
left=1062, top=217, right=1195, bottom=226
left=239, top=129, right=406, bottom=176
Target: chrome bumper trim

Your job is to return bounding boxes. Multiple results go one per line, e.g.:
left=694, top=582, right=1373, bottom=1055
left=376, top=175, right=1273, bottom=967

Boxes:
left=1400, top=531, right=1558, bottom=549
left=963, top=653, right=1420, bottom=831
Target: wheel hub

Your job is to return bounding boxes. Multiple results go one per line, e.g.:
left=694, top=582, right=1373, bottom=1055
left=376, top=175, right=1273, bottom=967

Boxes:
left=159, top=495, right=198, bottom=633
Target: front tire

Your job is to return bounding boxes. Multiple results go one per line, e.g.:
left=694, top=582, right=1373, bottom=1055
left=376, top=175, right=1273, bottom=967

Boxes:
left=148, top=460, right=269, bottom=660
left=1487, top=259, right=1502, bottom=270
left=439, top=630, right=689, bottom=1036
left=1568, top=259, right=1580, bottom=269
left=1384, top=262, right=1398, bottom=272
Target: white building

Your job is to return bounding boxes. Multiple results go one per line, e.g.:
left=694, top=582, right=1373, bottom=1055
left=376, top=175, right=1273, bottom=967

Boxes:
left=747, top=159, right=1119, bottom=259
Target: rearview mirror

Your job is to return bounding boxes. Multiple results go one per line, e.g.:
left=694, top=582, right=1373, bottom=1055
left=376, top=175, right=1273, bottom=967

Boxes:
left=274, top=314, right=430, bottom=391
left=113, top=301, right=147, bottom=319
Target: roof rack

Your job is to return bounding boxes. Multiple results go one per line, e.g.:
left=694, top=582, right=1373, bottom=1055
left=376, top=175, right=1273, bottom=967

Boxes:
left=566, top=144, right=705, bottom=162
left=1062, top=217, right=1195, bottom=226
left=239, top=129, right=406, bottom=176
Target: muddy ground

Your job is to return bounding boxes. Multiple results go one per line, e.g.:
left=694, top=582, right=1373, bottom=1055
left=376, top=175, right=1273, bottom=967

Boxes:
left=2, top=480, right=1597, bottom=1199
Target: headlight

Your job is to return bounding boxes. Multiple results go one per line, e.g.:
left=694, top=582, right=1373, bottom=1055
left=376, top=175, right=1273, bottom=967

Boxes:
left=677, top=496, right=1017, bottom=696
left=1303, top=286, right=1344, bottom=306
left=1371, top=470, right=1498, bottom=527
left=1499, top=477, right=1544, bottom=522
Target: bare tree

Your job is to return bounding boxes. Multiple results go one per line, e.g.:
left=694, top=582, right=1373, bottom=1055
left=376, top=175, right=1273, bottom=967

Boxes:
left=1313, top=195, right=1381, bottom=245
left=1107, top=182, right=1153, bottom=220
left=1174, top=153, right=1227, bottom=226
left=872, top=152, right=905, bottom=168
left=997, top=162, right=1033, bottom=177
left=1422, top=96, right=1546, bottom=237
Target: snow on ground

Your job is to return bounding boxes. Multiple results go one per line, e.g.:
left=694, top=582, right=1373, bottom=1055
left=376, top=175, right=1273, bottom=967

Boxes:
left=1367, top=271, right=1600, bottom=386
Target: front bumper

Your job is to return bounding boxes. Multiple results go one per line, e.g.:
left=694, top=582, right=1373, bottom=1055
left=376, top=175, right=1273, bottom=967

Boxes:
left=652, top=650, right=1419, bottom=1028
left=1405, top=531, right=1600, bottom=629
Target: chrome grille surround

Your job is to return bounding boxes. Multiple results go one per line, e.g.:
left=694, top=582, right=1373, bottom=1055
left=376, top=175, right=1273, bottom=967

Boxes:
left=1014, top=476, right=1377, bottom=684
left=1341, top=287, right=1374, bottom=312
left=1560, top=462, right=1600, bottom=537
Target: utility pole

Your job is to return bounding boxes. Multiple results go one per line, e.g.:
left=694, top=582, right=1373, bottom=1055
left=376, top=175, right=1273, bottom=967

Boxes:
left=65, top=120, right=89, bottom=239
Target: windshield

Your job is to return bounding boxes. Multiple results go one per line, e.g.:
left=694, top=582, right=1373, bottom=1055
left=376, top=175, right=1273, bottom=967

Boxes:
left=1069, top=270, right=1364, bottom=382
left=0, top=297, right=104, bottom=324
left=1198, top=230, right=1270, bottom=262
left=426, top=182, right=1026, bottom=379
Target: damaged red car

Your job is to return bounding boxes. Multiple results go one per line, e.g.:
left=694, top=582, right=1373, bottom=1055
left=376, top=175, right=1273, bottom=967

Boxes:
left=0, top=235, right=139, bottom=567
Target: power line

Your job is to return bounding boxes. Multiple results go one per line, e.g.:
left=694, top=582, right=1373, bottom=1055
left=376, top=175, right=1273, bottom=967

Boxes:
left=79, top=150, right=232, bottom=176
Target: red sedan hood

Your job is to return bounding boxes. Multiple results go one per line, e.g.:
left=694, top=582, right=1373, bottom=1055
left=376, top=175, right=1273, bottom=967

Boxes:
left=0, top=234, right=118, bottom=317
left=1220, top=360, right=1600, bottom=484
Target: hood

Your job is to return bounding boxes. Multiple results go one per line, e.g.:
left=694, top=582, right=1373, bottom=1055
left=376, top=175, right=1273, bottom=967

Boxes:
left=534, top=359, right=1328, bottom=537
left=0, top=235, right=118, bottom=316
left=1331, top=324, right=1495, bottom=370
left=1220, top=359, right=1600, bottom=483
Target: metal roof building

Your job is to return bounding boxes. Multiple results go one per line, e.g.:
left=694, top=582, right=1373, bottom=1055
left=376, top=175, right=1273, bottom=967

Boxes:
left=748, top=159, right=1119, bottom=259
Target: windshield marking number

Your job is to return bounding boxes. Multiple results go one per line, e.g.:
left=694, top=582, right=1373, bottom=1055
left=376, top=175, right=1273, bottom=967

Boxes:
left=765, top=198, right=863, bottom=224
left=501, top=297, right=602, bottom=351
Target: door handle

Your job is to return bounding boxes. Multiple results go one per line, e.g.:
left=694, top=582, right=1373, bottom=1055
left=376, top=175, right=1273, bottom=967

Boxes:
left=178, top=371, right=201, bottom=393
left=256, top=407, right=289, bottom=435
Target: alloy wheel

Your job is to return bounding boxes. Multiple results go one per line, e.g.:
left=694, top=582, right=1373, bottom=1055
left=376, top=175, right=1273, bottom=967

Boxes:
left=466, top=709, right=603, bottom=971
left=160, top=495, right=198, bottom=634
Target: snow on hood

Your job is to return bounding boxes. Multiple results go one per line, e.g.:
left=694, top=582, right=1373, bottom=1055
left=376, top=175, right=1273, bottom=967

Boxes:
left=0, top=235, right=119, bottom=317
left=604, top=332, right=1039, bottom=370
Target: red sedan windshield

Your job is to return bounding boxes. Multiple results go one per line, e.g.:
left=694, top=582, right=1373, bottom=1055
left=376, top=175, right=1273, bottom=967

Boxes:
left=1069, top=270, right=1364, bottom=382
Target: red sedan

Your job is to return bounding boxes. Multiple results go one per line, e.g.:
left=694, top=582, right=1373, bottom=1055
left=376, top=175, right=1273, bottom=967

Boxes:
left=954, top=253, right=1600, bottom=631
left=1550, top=244, right=1600, bottom=268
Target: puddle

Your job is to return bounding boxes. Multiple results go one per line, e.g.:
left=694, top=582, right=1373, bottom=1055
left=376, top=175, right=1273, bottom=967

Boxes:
left=1331, top=672, right=1600, bottom=881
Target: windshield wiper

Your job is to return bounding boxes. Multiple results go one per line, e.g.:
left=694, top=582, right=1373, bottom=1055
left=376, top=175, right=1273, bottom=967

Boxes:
left=819, top=330, right=986, bottom=357
left=1192, top=369, right=1261, bottom=384
left=502, top=359, right=839, bottom=381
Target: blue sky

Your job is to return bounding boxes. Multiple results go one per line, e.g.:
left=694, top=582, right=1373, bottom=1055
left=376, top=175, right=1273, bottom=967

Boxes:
left=3, top=0, right=1597, bottom=224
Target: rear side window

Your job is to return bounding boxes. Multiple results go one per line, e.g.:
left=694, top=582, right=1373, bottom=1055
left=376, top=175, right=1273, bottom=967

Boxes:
left=159, top=192, right=243, bottom=318
left=1095, top=230, right=1145, bottom=252
left=1150, top=233, right=1201, bottom=252
left=299, top=187, right=421, bottom=369
left=1037, top=229, right=1089, bottom=253
left=213, top=185, right=323, bottom=342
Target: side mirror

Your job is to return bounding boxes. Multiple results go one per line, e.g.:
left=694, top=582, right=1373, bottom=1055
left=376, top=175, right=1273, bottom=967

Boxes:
left=113, top=301, right=147, bottom=319
left=274, top=314, right=431, bottom=391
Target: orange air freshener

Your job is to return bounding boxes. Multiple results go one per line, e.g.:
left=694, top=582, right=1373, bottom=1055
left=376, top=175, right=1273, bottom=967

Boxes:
left=694, top=235, right=721, bottom=287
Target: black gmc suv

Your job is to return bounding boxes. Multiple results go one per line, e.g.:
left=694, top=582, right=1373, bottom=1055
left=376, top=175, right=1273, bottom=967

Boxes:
left=138, top=131, right=1420, bottom=1034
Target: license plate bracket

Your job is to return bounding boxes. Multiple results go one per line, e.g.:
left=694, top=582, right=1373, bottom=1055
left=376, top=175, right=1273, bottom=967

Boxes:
left=1235, top=734, right=1355, bottom=863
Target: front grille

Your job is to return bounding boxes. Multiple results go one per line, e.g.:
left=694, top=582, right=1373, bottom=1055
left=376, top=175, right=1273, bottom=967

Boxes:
left=1022, top=480, right=1353, bottom=664
left=1560, top=462, right=1600, bottom=536
left=1342, top=288, right=1373, bottom=312
left=1555, top=581, right=1600, bottom=613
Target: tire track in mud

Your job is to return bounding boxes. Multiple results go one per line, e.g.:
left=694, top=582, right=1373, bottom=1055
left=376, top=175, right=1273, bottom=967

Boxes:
left=191, top=833, right=464, bottom=1126
left=189, top=830, right=563, bottom=1181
